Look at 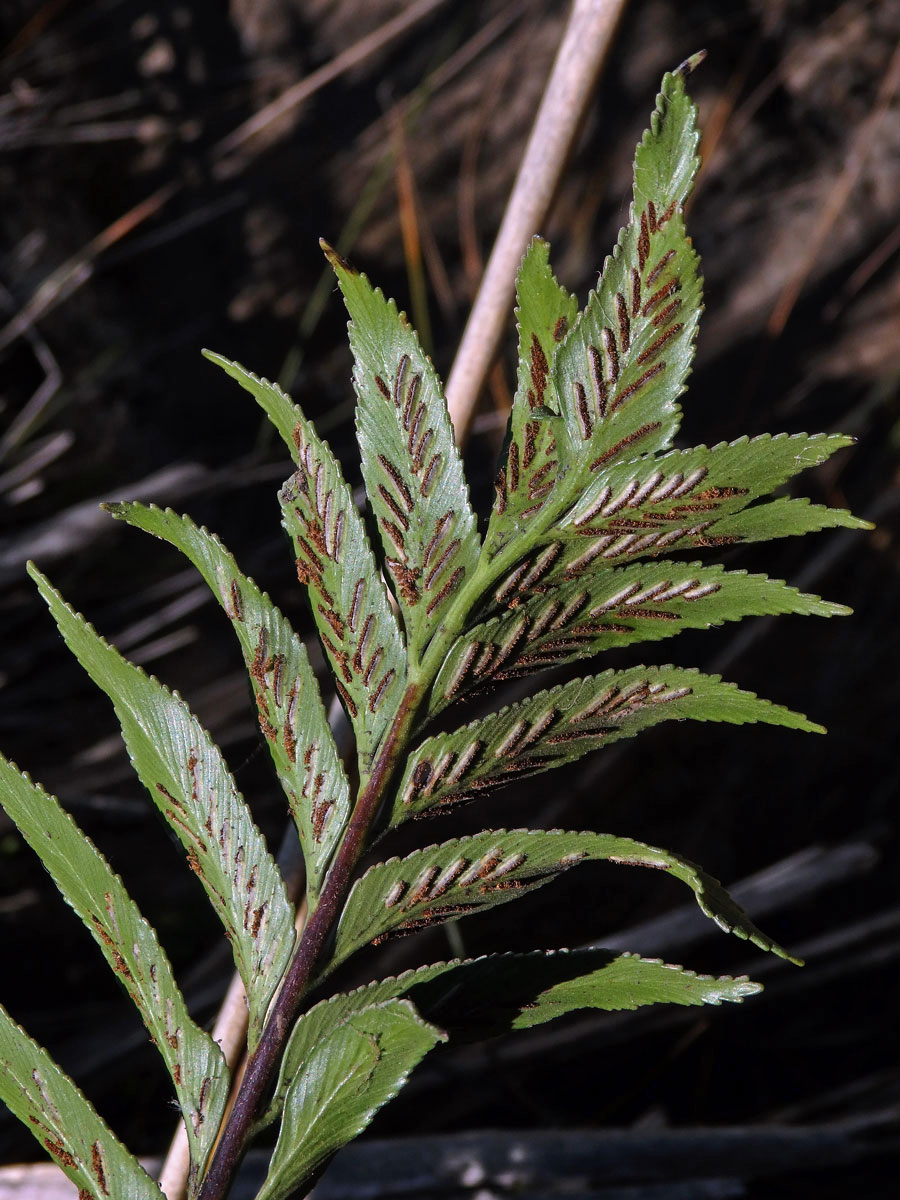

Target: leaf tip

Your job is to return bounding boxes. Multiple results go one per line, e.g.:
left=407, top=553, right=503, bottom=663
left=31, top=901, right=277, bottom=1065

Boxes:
left=675, top=49, right=707, bottom=78
left=738, top=977, right=764, bottom=998
left=320, top=239, right=356, bottom=276
left=24, top=559, right=44, bottom=586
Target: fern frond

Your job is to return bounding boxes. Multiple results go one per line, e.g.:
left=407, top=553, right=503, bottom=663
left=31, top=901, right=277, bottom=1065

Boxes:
left=0, top=757, right=228, bottom=1186
left=330, top=827, right=799, bottom=972
left=0, top=1003, right=163, bottom=1199
left=103, top=502, right=350, bottom=905
left=0, top=59, right=867, bottom=1200
left=265, top=950, right=757, bottom=1126
left=325, top=242, right=482, bottom=663
left=430, top=565, right=846, bottom=714
left=29, top=565, right=295, bottom=1048
left=390, top=665, right=821, bottom=826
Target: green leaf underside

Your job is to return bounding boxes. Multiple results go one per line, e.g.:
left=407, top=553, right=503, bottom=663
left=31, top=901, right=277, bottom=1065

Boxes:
left=481, top=433, right=865, bottom=605
left=567, top=432, right=857, bottom=529
left=256, top=999, right=443, bottom=1200
left=0, top=758, right=228, bottom=1185
left=28, top=566, right=295, bottom=1049
left=0, top=1003, right=163, bottom=1199
left=392, top=666, right=821, bottom=827
left=331, top=827, right=800, bottom=972
left=266, top=950, right=757, bottom=1123
left=485, top=71, right=702, bottom=580
left=280, top=417, right=407, bottom=778
left=712, top=494, right=871, bottom=542
left=104, top=503, right=350, bottom=905
left=448, top=950, right=761, bottom=1031
left=481, top=238, right=579, bottom=558
left=325, top=244, right=481, bottom=664
left=430, top=563, right=847, bottom=716
left=205, top=353, right=408, bottom=774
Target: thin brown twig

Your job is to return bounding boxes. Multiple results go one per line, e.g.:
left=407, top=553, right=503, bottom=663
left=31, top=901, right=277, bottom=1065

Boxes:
left=823, top=221, right=900, bottom=322
left=390, top=103, right=433, bottom=355
left=209, top=0, right=452, bottom=175
left=0, top=181, right=180, bottom=355
left=766, top=34, right=900, bottom=338
left=2, top=0, right=73, bottom=60
left=444, top=0, right=629, bottom=441
left=0, top=0, right=452, bottom=362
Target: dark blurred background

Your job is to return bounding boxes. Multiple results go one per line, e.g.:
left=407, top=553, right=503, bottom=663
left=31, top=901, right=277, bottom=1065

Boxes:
left=1, top=0, right=898, bottom=1195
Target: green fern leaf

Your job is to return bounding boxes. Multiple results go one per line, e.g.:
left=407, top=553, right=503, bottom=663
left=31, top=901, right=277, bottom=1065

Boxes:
left=29, top=565, right=295, bottom=1049
left=324, top=242, right=481, bottom=662
left=408, top=951, right=761, bottom=1033
left=553, top=70, right=701, bottom=500
left=481, top=71, right=702, bottom=583
left=711, top=494, right=871, bottom=542
left=279, top=409, right=407, bottom=773
left=0, top=757, right=228, bottom=1185
left=431, top=564, right=846, bottom=713
left=256, top=999, right=444, bottom=1200
left=103, top=502, right=350, bottom=905
left=265, top=950, right=756, bottom=1124
left=330, top=827, right=798, bottom=972
left=0, top=1003, right=163, bottom=1198
left=203, top=353, right=409, bottom=773
left=528, top=433, right=868, bottom=588
left=392, top=666, right=821, bottom=826
left=482, top=238, right=578, bottom=557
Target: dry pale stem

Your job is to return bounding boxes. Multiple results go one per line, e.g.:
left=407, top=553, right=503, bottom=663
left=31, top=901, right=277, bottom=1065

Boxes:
left=444, top=0, right=629, bottom=441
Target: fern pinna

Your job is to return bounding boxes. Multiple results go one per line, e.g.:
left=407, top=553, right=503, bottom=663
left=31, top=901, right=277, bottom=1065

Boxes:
left=0, top=63, right=867, bottom=1200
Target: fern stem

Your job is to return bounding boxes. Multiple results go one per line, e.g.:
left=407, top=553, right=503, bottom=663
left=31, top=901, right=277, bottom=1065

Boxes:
left=197, top=683, right=421, bottom=1200
left=417, top=513, right=560, bottom=692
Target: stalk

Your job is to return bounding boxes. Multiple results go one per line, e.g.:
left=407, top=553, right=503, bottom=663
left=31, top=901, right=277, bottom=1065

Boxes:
left=197, top=684, right=421, bottom=1200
